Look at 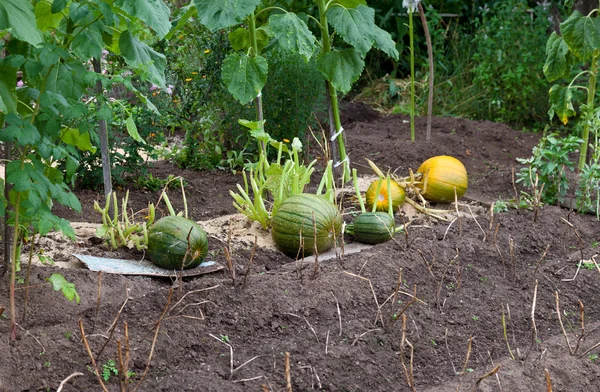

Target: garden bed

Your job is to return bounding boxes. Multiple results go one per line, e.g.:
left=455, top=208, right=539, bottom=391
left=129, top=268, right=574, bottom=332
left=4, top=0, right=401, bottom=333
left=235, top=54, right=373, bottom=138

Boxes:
left=2, top=111, right=600, bottom=391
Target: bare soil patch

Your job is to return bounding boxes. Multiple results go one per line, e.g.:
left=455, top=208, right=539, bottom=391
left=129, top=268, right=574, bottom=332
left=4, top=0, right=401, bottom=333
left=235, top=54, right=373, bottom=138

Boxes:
left=3, top=111, right=600, bottom=391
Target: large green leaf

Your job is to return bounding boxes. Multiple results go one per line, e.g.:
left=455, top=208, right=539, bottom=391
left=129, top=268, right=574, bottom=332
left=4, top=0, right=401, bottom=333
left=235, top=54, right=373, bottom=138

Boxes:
left=35, top=1, right=65, bottom=31
left=194, top=0, right=261, bottom=31
left=221, top=53, right=268, bottom=105
left=317, top=49, right=364, bottom=94
left=60, top=128, right=97, bottom=152
left=269, top=13, right=316, bottom=61
left=119, top=30, right=167, bottom=88
left=326, top=5, right=374, bottom=57
left=0, top=65, right=17, bottom=115
left=369, top=25, right=399, bottom=60
left=548, top=84, right=576, bottom=124
left=333, top=0, right=367, bottom=7
left=125, top=114, right=145, bottom=143
left=0, top=0, right=43, bottom=45
left=228, top=27, right=269, bottom=52
left=115, top=0, right=171, bottom=39
left=544, top=32, right=570, bottom=82
left=165, top=3, right=197, bottom=40
left=561, top=11, right=600, bottom=61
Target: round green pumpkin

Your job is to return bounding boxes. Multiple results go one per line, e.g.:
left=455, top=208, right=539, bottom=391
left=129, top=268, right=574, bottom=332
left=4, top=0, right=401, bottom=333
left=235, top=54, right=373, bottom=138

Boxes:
left=351, top=212, right=396, bottom=245
left=271, top=194, right=342, bottom=258
left=147, top=216, right=208, bottom=270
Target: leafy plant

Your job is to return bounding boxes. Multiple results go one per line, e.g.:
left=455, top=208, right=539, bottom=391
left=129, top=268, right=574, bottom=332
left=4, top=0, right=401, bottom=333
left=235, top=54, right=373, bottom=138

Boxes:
left=102, top=359, right=119, bottom=382
left=517, top=133, right=582, bottom=205
left=230, top=120, right=319, bottom=229
left=47, top=274, right=80, bottom=304
left=544, top=4, right=600, bottom=170
left=190, top=0, right=398, bottom=182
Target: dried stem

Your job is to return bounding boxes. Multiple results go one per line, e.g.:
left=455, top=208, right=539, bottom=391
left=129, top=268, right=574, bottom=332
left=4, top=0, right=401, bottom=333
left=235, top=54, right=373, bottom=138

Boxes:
left=493, top=223, right=505, bottom=276
left=530, top=280, right=539, bottom=352
left=460, top=335, right=474, bottom=375
left=79, top=319, right=109, bottom=392
left=56, top=372, right=84, bottom=392
left=285, top=352, right=292, bottom=392
left=555, top=291, right=574, bottom=354
left=344, top=271, right=384, bottom=327
left=96, top=286, right=131, bottom=360
left=242, top=235, right=258, bottom=289
left=545, top=368, right=553, bottom=392
left=132, top=288, right=173, bottom=392
left=331, top=291, right=342, bottom=336
left=470, top=365, right=500, bottom=392
left=417, top=249, right=436, bottom=278
left=502, top=305, right=515, bottom=360
left=531, top=245, right=550, bottom=281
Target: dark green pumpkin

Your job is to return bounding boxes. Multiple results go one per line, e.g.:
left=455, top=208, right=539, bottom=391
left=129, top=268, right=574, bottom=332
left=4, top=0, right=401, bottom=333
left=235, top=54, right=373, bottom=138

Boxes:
left=350, top=212, right=395, bottom=245
left=147, top=216, right=208, bottom=270
left=271, top=194, right=342, bottom=258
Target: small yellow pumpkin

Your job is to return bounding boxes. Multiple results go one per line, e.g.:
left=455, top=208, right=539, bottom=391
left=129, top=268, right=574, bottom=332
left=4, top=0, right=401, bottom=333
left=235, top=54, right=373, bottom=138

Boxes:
left=417, top=155, right=468, bottom=203
left=365, top=179, right=405, bottom=212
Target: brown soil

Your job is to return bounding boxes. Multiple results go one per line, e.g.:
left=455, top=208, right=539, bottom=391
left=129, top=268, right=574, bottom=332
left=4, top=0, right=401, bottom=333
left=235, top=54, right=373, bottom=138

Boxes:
left=3, top=109, right=600, bottom=392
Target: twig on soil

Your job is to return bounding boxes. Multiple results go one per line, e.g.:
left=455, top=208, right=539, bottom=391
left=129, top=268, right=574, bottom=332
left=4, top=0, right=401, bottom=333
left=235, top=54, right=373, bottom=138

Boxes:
left=436, top=256, right=456, bottom=312
left=169, top=284, right=219, bottom=315
left=223, top=247, right=236, bottom=287
left=417, top=249, right=436, bottom=278
left=442, top=217, right=457, bottom=241
left=388, top=284, right=418, bottom=331
left=529, top=280, right=539, bottom=356
left=444, top=328, right=457, bottom=375
left=455, top=248, right=461, bottom=289
left=92, top=271, right=103, bottom=333
left=284, top=313, right=320, bottom=343
left=561, top=217, right=585, bottom=282
left=242, top=235, right=258, bottom=289
left=502, top=305, right=515, bottom=360
left=545, top=368, right=553, bottom=392
left=56, top=372, right=84, bottom=392
left=467, top=204, right=487, bottom=241
left=132, top=288, right=173, bottom=392
left=209, top=333, right=234, bottom=379
left=469, top=364, right=500, bottom=392
left=351, top=328, right=381, bottom=346
left=285, top=352, right=292, bottom=392
left=554, top=291, right=575, bottom=355
left=14, top=322, right=46, bottom=353
left=493, top=224, right=506, bottom=277
left=454, top=188, right=462, bottom=236
left=487, top=351, right=503, bottom=391
left=459, top=335, right=474, bottom=376
left=325, top=330, right=330, bottom=354
left=489, top=203, right=495, bottom=231
left=344, top=271, right=384, bottom=327
left=399, top=314, right=416, bottom=392
left=358, top=252, right=379, bottom=276
left=96, top=286, right=131, bottom=360
left=531, top=245, right=550, bottom=281
left=299, top=365, right=323, bottom=389
left=331, top=291, right=342, bottom=336
left=79, top=319, right=109, bottom=392
left=509, top=237, right=516, bottom=278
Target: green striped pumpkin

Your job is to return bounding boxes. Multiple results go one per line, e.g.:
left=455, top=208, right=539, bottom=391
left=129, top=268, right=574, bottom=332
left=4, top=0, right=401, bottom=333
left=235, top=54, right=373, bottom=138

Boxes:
left=271, top=194, right=342, bottom=258
left=350, top=212, right=395, bottom=245
left=147, top=216, right=208, bottom=270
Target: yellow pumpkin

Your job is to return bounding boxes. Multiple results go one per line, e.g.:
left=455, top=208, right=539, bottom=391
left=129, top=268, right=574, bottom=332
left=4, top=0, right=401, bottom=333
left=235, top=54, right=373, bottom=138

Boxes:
left=417, top=156, right=468, bottom=203
left=365, top=179, right=405, bottom=212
